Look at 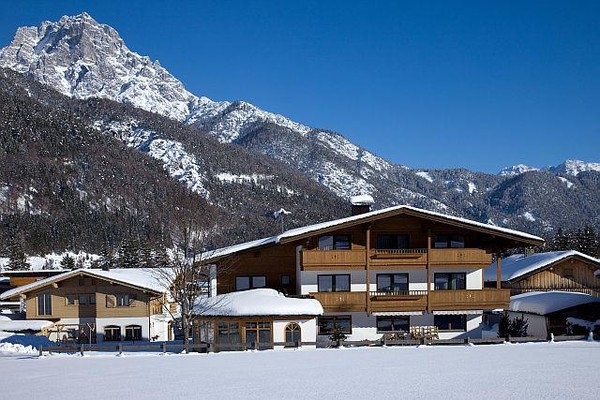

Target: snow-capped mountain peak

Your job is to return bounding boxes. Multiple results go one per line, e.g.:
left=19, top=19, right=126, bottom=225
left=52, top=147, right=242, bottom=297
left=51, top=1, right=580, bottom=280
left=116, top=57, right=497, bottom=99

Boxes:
left=549, top=160, right=600, bottom=176
left=498, top=164, right=540, bottom=177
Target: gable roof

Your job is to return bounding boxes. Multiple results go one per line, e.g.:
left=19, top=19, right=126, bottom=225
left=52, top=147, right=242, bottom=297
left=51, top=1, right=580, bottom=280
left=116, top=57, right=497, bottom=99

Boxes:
left=203, top=205, right=545, bottom=262
left=510, top=291, right=600, bottom=315
left=485, top=250, right=600, bottom=282
left=0, top=268, right=171, bottom=300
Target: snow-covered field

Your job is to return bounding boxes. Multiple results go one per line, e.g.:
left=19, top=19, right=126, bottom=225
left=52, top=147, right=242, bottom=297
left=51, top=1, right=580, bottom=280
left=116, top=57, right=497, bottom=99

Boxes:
left=1, top=341, right=598, bottom=399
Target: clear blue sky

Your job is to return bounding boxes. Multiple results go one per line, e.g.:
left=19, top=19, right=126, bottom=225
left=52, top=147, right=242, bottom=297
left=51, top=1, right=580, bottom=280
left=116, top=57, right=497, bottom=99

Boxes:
left=1, top=1, right=599, bottom=173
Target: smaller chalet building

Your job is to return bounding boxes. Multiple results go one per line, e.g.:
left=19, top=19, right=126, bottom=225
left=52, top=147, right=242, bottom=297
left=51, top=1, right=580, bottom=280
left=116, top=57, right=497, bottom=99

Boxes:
left=485, top=251, right=600, bottom=296
left=203, top=203, right=544, bottom=344
left=193, top=288, right=323, bottom=350
left=0, top=268, right=174, bottom=344
left=509, top=291, right=600, bottom=337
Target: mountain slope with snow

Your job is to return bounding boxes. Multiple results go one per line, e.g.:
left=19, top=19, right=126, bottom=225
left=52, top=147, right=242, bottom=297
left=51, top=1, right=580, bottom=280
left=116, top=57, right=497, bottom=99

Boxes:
left=1, top=13, right=599, bottom=238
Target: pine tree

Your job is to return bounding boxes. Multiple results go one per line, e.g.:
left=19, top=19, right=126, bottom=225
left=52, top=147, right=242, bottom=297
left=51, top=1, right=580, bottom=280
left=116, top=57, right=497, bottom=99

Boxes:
left=118, top=238, right=140, bottom=268
left=5, top=241, right=30, bottom=271
left=60, top=254, right=76, bottom=270
left=498, top=312, right=511, bottom=339
left=153, top=244, right=171, bottom=268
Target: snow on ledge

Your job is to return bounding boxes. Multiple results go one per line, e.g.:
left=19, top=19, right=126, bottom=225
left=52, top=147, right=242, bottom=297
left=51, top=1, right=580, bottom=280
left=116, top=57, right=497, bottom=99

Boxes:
left=194, top=289, right=323, bottom=317
left=510, top=291, right=600, bottom=315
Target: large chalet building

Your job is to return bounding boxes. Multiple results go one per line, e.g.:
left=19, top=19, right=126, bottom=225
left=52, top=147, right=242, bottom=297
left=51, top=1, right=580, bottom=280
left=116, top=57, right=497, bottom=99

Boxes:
left=202, top=200, right=544, bottom=346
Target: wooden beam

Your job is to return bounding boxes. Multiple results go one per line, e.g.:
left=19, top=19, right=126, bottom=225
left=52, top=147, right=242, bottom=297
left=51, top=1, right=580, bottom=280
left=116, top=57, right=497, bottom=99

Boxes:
left=426, top=228, right=431, bottom=313
left=365, top=223, right=371, bottom=315
left=496, top=254, right=502, bottom=289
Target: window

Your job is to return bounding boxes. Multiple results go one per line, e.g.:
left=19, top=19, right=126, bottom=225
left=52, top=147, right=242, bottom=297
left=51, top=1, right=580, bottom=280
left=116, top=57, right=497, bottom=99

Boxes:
left=318, top=235, right=351, bottom=250
left=376, top=273, right=408, bottom=292
left=377, top=234, right=409, bottom=249
left=66, top=295, right=77, bottom=305
left=376, top=316, right=409, bottom=333
left=433, top=235, right=465, bottom=248
left=281, top=275, right=291, bottom=286
left=89, top=294, right=96, bottom=305
left=104, top=325, right=121, bottom=341
left=125, top=325, right=142, bottom=341
left=37, top=293, right=52, bottom=316
left=318, top=274, right=350, bottom=292
left=434, top=315, right=466, bottom=331
left=106, top=294, right=134, bottom=308
left=245, top=321, right=272, bottom=349
left=285, top=323, right=301, bottom=346
left=235, top=276, right=267, bottom=291
left=318, top=316, right=352, bottom=335
left=78, top=294, right=88, bottom=305
left=434, top=273, right=466, bottom=290
left=217, top=322, right=241, bottom=344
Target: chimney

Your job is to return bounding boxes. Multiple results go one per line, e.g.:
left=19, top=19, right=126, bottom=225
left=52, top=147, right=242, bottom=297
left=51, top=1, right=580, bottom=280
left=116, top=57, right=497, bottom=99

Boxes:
left=350, top=194, right=374, bottom=216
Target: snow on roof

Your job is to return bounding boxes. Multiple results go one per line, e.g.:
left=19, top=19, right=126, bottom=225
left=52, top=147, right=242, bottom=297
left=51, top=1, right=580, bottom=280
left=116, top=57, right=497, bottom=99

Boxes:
left=510, top=291, right=600, bottom=315
left=0, top=319, right=53, bottom=332
left=0, top=268, right=171, bottom=300
left=194, top=289, right=323, bottom=317
left=485, top=251, right=600, bottom=282
left=204, top=205, right=544, bottom=261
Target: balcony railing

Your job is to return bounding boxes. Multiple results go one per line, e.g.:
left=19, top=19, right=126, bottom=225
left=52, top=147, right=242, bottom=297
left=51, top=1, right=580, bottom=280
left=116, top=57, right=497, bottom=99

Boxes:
left=369, top=248, right=428, bottom=268
left=309, top=289, right=510, bottom=313
left=301, top=250, right=366, bottom=270
left=309, top=291, right=367, bottom=312
left=428, top=248, right=491, bottom=266
left=429, top=289, right=509, bottom=311
left=369, top=290, right=428, bottom=313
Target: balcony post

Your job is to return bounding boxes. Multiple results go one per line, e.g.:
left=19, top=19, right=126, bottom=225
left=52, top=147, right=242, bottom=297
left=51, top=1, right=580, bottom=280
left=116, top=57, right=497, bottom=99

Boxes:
left=496, top=254, right=502, bottom=289
left=426, top=228, right=431, bottom=312
left=365, top=223, right=371, bottom=314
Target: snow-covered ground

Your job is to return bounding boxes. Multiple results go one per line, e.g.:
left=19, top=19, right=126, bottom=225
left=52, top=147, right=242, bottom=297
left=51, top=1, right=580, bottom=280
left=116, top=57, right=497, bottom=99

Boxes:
left=0, top=341, right=598, bottom=399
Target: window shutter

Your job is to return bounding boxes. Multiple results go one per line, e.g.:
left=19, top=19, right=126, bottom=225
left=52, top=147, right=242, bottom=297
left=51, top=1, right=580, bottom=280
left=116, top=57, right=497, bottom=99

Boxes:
left=106, top=295, right=116, bottom=308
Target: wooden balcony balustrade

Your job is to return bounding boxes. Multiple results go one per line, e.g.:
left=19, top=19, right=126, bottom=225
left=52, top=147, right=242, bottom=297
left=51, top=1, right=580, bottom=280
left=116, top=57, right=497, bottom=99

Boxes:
left=309, top=291, right=366, bottom=312
left=369, top=290, right=428, bottom=313
left=301, top=250, right=366, bottom=270
left=310, top=289, right=510, bottom=313
left=428, top=248, right=492, bottom=266
left=429, top=289, right=509, bottom=311
left=302, top=248, right=491, bottom=270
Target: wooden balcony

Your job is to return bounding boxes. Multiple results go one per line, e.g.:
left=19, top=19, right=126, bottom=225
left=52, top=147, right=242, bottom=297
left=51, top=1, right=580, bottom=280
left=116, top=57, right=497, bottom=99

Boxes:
left=309, top=292, right=366, bottom=312
left=428, top=248, right=492, bottom=266
left=429, top=289, right=509, bottom=311
left=369, top=249, right=427, bottom=269
left=369, top=290, right=428, bottom=313
left=301, top=250, right=366, bottom=270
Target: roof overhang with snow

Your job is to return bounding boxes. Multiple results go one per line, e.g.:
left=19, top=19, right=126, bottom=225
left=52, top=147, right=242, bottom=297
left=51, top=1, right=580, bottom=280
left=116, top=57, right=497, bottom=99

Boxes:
left=0, top=268, right=170, bottom=300
left=203, top=205, right=545, bottom=262
left=194, top=289, right=324, bottom=317
left=485, top=251, right=600, bottom=282
left=510, top=291, right=600, bottom=315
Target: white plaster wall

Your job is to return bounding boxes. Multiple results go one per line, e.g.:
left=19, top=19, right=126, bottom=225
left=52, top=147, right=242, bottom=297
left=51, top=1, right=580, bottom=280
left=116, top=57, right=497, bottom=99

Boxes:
left=428, top=268, right=483, bottom=290
left=508, top=311, right=547, bottom=337
left=300, top=270, right=367, bottom=294
left=149, top=315, right=172, bottom=341
left=316, top=312, right=380, bottom=343
left=272, top=318, right=317, bottom=347
left=96, top=317, right=150, bottom=343
left=368, top=269, right=427, bottom=291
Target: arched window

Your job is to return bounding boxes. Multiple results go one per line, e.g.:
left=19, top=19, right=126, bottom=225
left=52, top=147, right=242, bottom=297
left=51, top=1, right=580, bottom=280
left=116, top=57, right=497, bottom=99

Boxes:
left=125, top=325, right=142, bottom=341
left=285, top=323, right=301, bottom=347
left=104, top=325, right=121, bottom=342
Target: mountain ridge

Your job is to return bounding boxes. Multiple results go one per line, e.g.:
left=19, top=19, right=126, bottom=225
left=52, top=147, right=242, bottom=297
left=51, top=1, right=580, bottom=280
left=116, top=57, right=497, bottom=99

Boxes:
left=1, top=13, right=599, bottom=242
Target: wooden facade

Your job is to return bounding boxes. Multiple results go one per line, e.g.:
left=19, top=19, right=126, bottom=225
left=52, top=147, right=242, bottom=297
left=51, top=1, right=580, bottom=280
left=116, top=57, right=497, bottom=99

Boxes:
left=210, top=208, right=542, bottom=318
left=507, top=257, right=600, bottom=296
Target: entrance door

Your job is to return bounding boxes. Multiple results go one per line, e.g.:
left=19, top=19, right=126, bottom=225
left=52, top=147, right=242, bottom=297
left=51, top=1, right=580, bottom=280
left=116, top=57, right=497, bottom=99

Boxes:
left=244, top=321, right=272, bottom=350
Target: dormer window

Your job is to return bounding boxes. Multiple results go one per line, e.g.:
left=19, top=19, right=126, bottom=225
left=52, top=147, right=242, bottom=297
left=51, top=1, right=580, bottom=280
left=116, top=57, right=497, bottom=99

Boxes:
left=434, top=235, right=464, bottom=248
left=318, top=235, right=351, bottom=250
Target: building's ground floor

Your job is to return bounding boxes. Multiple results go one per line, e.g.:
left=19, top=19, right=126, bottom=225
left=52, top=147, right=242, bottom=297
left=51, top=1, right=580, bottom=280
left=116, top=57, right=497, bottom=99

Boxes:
left=44, top=315, right=173, bottom=344
left=193, top=316, right=318, bottom=351
left=316, top=311, right=484, bottom=344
